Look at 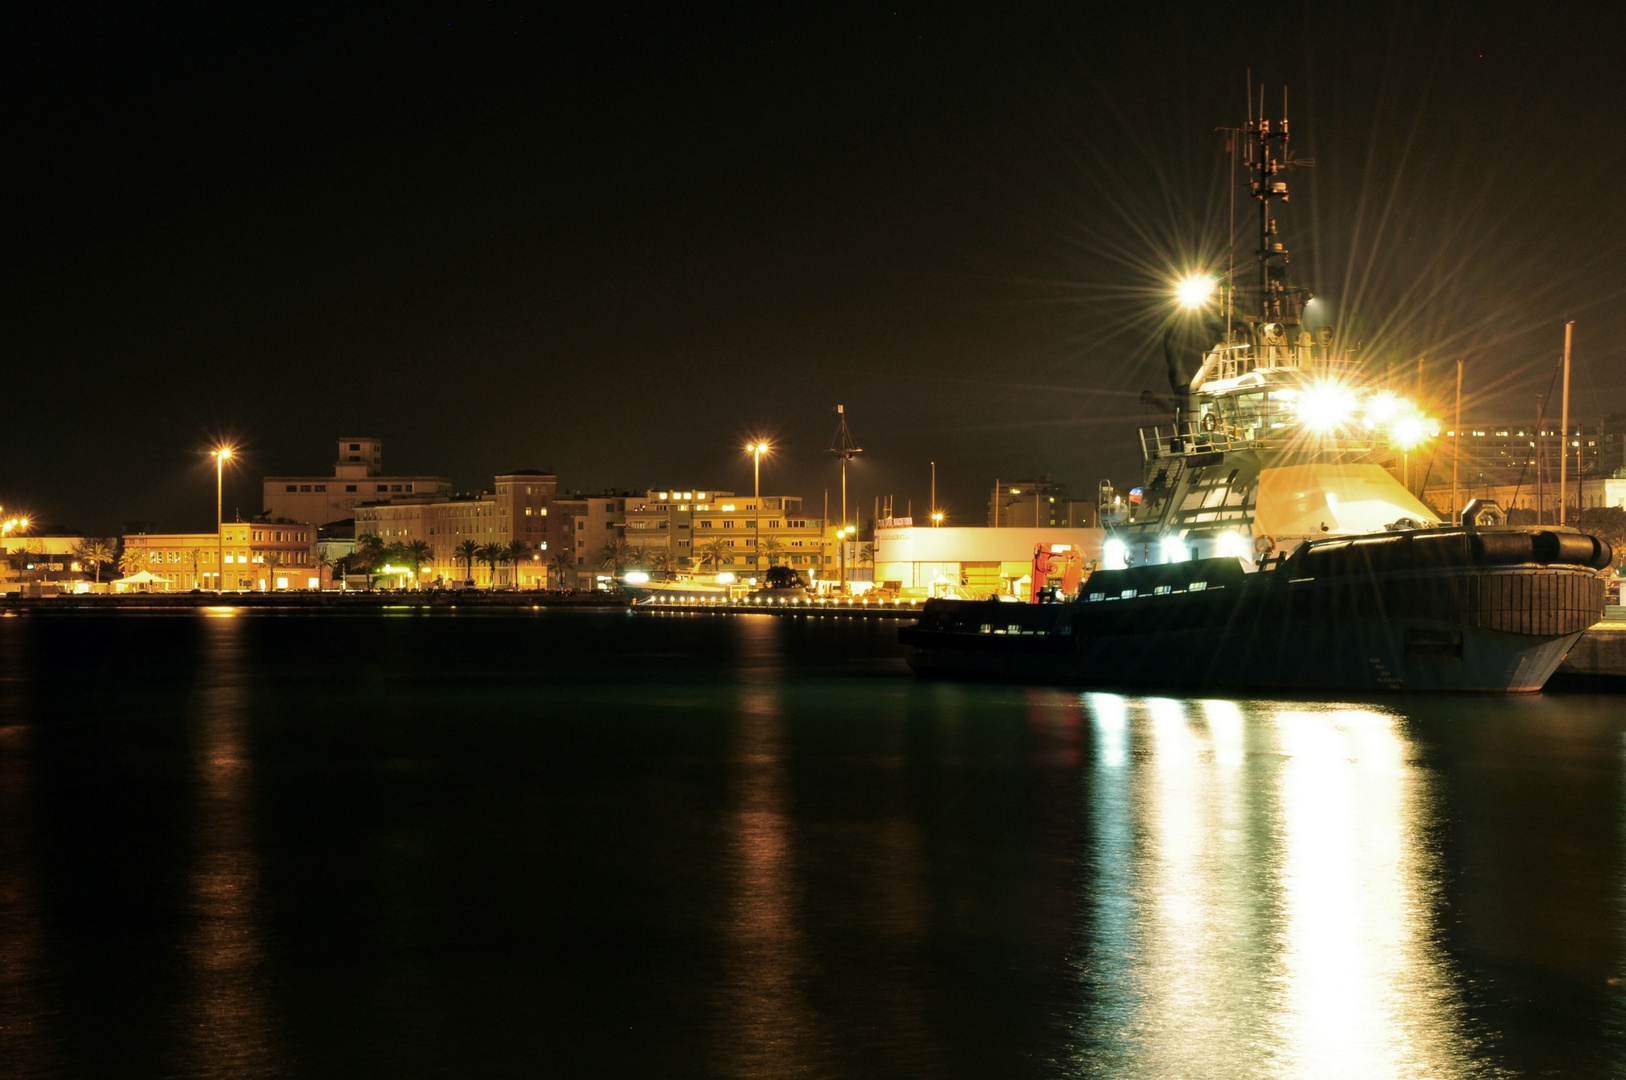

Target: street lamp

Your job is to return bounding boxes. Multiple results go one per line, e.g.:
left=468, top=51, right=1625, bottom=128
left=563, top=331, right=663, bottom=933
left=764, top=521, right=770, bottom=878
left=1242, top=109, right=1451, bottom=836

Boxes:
left=746, top=440, right=770, bottom=581
left=837, top=523, right=856, bottom=592
left=211, top=446, right=234, bottom=592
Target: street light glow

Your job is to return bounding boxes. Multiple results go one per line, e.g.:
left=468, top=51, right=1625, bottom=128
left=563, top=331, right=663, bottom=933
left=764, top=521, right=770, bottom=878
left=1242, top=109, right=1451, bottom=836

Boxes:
left=1175, top=274, right=1216, bottom=310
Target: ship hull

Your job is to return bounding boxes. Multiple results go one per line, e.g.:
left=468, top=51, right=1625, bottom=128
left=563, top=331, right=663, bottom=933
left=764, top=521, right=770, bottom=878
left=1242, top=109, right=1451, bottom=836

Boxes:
left=900, top=541, right=1607, bottom=693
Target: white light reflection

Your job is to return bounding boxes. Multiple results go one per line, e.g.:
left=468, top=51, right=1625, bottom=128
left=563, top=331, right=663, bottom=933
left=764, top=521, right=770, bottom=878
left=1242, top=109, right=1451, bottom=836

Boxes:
left=1201, top=699, right=1246, bottom=769
left=1086, top=693, right=1127, bottom=768
left=1272, top=705, right=1473, bottom=1078
left=1069, top=696, right=1487, bottom=1079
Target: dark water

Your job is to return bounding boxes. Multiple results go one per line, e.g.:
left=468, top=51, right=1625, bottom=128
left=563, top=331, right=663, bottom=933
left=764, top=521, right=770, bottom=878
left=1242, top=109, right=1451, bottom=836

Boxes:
left=1, top=608, right=1624, bottom=1078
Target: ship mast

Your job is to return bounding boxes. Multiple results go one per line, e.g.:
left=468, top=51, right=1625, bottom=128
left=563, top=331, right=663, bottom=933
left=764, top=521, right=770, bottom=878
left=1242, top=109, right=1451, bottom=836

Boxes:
left=1245, top=84, right=1311, bottom=329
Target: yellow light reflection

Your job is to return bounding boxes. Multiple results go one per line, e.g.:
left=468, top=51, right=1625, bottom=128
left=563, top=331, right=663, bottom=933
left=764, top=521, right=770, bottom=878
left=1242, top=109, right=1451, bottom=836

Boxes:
left=179, top=616, right=283, bottom=1073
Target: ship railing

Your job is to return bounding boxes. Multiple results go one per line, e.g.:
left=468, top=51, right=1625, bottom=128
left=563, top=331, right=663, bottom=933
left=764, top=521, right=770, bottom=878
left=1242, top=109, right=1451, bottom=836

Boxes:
left=1196, top=343, right=1362, bottom=385
left=1139, top=420, right=1395, bottom=462
left=1139, top=421, right=1240, bottom=461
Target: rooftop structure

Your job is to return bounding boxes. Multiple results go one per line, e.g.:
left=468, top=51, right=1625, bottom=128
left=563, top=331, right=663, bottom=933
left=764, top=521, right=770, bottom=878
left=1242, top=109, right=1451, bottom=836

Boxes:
left=263, top=439, right=453, bottom=526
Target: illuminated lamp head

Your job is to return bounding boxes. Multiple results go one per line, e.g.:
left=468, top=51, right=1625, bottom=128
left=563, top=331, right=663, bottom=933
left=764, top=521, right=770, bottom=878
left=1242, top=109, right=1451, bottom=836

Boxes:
left=1297, top=379, right=1360, bottom=434
left=1389, top=414, right=1435, bottom=450
left=1102, top=538, right=1128, bottom=570
left=1160, top=535, right=1189, bottom=563
left=1175, top=274, right=1217, bottom=310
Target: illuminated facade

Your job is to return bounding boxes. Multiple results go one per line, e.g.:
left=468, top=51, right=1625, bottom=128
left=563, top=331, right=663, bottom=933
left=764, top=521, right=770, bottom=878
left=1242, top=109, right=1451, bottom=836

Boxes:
left=353, top=474, right=558, bottom=588
left=121, top=523, right=318, bottom=591
left=619, top=489, right=825, bottom=580
left=262, top=438, right=452, bottom=526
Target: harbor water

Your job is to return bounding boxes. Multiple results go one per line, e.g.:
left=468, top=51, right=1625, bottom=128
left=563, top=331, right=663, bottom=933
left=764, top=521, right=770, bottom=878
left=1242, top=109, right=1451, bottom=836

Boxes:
left=1, top=608, right=1624, bottom=1077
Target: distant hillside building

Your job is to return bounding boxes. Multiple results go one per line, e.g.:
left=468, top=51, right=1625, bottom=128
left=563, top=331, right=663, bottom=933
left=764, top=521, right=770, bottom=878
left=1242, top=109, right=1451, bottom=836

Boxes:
left=262, top=438, right=452, bottom=526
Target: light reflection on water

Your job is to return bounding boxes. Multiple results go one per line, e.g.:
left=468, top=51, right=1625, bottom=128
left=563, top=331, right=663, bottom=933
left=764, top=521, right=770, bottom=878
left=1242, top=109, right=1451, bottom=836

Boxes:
left=1073, top=695, right=1499, bottom=1079
left=176, top=617, right=284, bottom=1078
left=3, top=612, right=1624, bottom=1076
left=723, top=616, right=817, bottom=1078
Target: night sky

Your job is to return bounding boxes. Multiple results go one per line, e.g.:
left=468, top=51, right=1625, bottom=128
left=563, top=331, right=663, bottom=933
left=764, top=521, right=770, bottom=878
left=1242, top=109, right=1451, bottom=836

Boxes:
left=7, top=3, right=1625, bottom=534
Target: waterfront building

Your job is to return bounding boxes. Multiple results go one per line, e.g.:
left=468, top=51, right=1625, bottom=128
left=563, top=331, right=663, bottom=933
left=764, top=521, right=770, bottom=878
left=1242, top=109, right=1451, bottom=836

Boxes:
left=617, top=489, right=825, bottom=582
left=875, top=524, right=1105, bottom=600
left=1420, top=420, right=1615, bottom=519
left=351, top=468, right=562, bottom=587
left=121, top=522, right=318, bottom=591
left=262, top=438, right=452, bottom=526
left=986, top=476, right=1097, bottom=528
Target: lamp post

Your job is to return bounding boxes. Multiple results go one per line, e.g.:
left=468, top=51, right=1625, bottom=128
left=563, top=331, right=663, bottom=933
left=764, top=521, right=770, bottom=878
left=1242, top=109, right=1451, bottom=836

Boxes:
left=837, top=524, right=855, bottom=592
left=747, top=440, right=770, bottom=582
left=212, top=446, right=233, bottom=592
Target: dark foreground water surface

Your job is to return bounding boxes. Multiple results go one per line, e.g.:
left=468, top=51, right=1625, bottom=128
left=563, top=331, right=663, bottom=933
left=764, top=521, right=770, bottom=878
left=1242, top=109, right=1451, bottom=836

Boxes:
left=2, top=609, right=1626, bottom=1077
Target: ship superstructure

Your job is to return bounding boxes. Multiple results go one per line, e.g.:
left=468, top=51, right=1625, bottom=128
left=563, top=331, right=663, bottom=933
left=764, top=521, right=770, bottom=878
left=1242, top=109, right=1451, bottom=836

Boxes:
left=1117, top=93, right=1439, bottom=572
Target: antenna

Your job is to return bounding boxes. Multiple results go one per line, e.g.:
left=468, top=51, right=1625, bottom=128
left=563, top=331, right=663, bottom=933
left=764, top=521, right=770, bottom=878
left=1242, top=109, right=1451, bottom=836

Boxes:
left=828, top=404, right=862, bottom=528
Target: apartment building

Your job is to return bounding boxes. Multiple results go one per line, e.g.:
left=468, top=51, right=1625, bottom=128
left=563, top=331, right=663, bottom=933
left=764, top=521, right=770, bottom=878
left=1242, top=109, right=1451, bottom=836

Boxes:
left=618, top=488, right=826, bottom=581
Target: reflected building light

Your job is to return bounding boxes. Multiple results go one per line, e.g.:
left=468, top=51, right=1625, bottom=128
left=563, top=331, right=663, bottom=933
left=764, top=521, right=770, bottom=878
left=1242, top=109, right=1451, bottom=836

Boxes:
left=1085, top=692, right=1128, bottom=768
left=1200, top=699, right=1246, bottom=769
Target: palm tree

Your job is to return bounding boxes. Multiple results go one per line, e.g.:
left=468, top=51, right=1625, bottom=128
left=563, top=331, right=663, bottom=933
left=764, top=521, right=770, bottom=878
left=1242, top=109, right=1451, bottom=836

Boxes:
left=760, top=535, right=785, bottom=568
left=187, top=548, right=204, bottom=589
left=600, top=538, right=636, bottom=575
left=477, top=542, right=505, bottom=588
left=314, top=549, right=331, bottom=588
left=698, top=538, right=730, bottom=572
left=504, top=540, right=532, bottom=588
left=405, top=540, right=432, bottom=586
left=549, top=549, right=575, bottom=590
left=74, top=538, right=115, bottom=584
left=649, top=547, right=681, bottom=576
left=355, top=533, right=386, bottom=568
left=117, top=546, right=146, bottom=579
left=455, top=539, right=481, bottom=585
left=261, top=550, right=284, bottom=590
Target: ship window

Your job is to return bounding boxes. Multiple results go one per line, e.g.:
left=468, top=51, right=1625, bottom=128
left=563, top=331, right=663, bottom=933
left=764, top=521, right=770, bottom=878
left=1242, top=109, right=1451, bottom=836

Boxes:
left=1189, top=581, right=1207, bottom=591
left=979, top=623, right=992, bottom=633
left=1153, top=585, right=1172, bottom=595
left=1088, top=592, right=1104, bottom=602
left=1120, top=589, right=1136, bottom=599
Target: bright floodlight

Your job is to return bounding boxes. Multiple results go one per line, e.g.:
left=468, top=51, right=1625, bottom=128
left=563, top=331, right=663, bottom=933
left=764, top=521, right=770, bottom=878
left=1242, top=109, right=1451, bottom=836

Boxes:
left=1362, top=392, right=1401, bottom=427
left=1175, top=275, right=1216, bottom=310
left=1389, top=414, right=1432, bottom=450
left=1217, top=531, right=1249, bottom=559
left=1102, top=538, right=1127, bottom=570
left=1297, top=379, right=1359, bottom=434
left=1160, top=535, right=1189, bottom=563
left=624, top=571, right=649, bottom=584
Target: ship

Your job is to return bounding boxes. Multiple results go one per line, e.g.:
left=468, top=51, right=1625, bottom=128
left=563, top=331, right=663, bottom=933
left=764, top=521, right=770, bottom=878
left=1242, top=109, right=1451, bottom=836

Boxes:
left=899, top=92, right=1613, bottom=692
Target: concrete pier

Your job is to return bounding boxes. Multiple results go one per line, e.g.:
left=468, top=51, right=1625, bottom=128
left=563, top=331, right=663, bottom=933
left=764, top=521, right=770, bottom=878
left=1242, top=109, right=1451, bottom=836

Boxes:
left=1555, top=621, right=1626, bottom=686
